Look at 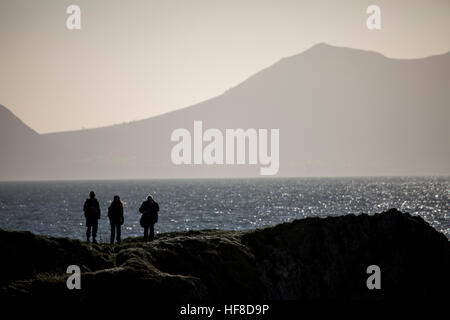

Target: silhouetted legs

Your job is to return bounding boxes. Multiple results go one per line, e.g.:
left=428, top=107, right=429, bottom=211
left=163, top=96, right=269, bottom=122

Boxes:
left=143, top=226, right=148, bottom=242
left=86, top=220, right=98, bottom=243
left=110, top=223, right=121, bottom=244
left=143, top=224, right=155, bottom=242
left=149, top=224, right=154, bottom=241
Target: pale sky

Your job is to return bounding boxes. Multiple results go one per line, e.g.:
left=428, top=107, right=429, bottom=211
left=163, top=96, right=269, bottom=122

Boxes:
left=1, top=0, right=449, bottom=133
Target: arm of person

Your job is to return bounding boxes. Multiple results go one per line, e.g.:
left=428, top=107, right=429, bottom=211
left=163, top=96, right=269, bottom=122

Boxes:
left=154, top=202, right=159, bottom=223
left=96, top=200, right=101, bottom=219
left=83, top=201, right=88, bottom=217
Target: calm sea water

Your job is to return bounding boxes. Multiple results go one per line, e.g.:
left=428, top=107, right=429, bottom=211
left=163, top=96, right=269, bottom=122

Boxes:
left=0, top=177, right=448, bottom=241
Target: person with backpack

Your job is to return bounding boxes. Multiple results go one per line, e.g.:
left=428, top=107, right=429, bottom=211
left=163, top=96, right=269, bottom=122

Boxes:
left=83, top=191, right=101, bottom=243
left=108, top=195, right=124, bottom=244
left=139, top=195, right=159, bottom=242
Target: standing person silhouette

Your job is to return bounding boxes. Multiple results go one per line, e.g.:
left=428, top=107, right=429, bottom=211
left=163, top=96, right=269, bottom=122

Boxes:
left=139, top=195, right=159, bottom=242
left=83, top=191, right=101, bottom=243
left=108, top=195, right=124, bottom=244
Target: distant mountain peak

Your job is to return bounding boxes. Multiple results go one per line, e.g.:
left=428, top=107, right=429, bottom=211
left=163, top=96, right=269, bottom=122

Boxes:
left=1, top=43, right=449, bottom=179
left=0, top=104, right=38, bottom=136
left=310, top=42, right=332, bottom=49
left=303, top=42, right=385, bottom=57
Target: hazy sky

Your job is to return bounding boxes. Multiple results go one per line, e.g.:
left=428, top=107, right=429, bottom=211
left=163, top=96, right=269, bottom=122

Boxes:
left=1, top=0, right=449, bottom=133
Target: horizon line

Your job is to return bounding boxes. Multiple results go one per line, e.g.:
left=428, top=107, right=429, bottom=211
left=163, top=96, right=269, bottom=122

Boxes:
left=1, top=174, right=448, bottom=183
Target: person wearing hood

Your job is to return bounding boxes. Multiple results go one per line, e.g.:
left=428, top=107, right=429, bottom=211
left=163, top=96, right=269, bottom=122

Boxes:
left=139, top=195, right=159, bottom=242
left=108, top=195, right=124, bottom=244
left=83, top=191, right=101, bottom=243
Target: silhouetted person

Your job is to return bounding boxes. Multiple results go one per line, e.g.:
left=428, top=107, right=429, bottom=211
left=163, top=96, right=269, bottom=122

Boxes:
left=139, top=195, right=159, bottom=242
left=108, top=195, right=124, bottom=244
left=83, top=191, right=100, bottom=243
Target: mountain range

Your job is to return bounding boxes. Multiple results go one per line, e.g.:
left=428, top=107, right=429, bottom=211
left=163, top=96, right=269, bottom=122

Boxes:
left=1, top=43, right=449, bottom=180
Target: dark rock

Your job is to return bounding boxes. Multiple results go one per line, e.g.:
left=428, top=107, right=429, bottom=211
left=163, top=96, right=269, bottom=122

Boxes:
left=0, top=209, right=448, bottom=303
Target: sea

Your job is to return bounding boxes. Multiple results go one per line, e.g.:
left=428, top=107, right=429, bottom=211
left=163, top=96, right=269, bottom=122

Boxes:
left=0, top=177, right=448, bottom=241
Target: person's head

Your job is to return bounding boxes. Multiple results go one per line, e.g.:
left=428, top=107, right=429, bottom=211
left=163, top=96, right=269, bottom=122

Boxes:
left=113, top=195, right=120, bottom=203
left=89, top=191, right=95, bottom=199
left=147, top=195, right=153, bottom=202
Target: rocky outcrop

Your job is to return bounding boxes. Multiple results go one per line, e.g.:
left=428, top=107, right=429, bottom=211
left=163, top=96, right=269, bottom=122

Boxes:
left=0, top=209, right=448, bottom=302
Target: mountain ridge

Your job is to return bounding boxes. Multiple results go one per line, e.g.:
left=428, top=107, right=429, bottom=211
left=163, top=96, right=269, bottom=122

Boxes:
left=1, top=43, right=449, bottom=180
left=4, top=43, right=450, bottom=135
left=0, top=104, right=38, bottom=136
